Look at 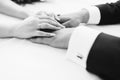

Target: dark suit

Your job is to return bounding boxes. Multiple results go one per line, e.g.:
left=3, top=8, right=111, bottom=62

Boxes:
left=85, top=1, right=120, bottom=80
left=97, top=0, right=120, bottom=25
left=12, top=0, right=40, bottom=4
left=87, top=33, right=120, bottom=80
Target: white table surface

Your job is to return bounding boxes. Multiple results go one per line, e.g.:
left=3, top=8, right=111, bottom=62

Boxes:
left=0, top=0, right=119, bottom=80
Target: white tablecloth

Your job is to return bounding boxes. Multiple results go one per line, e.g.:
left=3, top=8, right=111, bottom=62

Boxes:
left=0, top=0, right=119, bottom=80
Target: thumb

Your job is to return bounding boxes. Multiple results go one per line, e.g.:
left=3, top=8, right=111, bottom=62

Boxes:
left=62, top=20, right=72, bottom=28
left=57, top=15, right=70, bottom=23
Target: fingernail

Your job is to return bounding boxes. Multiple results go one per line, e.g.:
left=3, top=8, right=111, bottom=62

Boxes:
left=49, top=33, right=56, bottom=36
left=56, top=17, right=60, bottom=21
left=57, top=27, right=62, bottom=29
left=57, top=14, right=61, bottom=16
left=55, top=15, right=60, bottom=21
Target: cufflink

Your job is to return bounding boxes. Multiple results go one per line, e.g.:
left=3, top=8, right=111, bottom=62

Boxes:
left=77, top=55, right=83, bottom=59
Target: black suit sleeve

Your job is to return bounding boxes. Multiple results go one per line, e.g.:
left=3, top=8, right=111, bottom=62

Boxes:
left=86, top=33, right=120, bottom=80
left=96, top=0, right=120, bottom=25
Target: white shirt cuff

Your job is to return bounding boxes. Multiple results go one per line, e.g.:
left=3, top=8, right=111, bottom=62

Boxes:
left=66, top=26, right=101, bottom=68
left=85, top=6, right=101, bottom=24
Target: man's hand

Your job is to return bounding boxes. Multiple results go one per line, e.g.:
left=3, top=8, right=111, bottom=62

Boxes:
left=29, top=28, right=74, bottom=49
left=12, top=15, right=63, bottom=39
left=58, top=9, right=89, bottom=28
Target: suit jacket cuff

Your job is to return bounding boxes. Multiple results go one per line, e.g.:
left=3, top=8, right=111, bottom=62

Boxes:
left=85, top=6, right=101, bottom=24
left=66, top=26, right=101, bottom=68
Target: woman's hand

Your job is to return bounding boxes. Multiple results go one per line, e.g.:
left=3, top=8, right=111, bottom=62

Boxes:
left=12, top=15, right=63, bottom=39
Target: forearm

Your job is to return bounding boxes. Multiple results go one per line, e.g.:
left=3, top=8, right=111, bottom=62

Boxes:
left=0, top=0, right=29, bottom=19
left=0, top=23, right=15, bottom=38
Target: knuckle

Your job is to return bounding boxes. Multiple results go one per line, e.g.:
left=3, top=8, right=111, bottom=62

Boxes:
left=41, top=23, right=50, bottom=28
left=48, top=20, right=53, bottom=24
left=47, top=17, right=53, bottom=20
left=45, top=33, right=50, bottom=36
left=44, top=23, right=49, bottom=27
left=39, top=24, right=44, bottom=28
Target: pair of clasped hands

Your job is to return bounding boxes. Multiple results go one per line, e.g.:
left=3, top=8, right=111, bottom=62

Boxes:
left=14, top=11, right=81, bottom=49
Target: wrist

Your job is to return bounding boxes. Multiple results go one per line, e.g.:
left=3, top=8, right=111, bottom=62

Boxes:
left=67, top=28, right=75, bottom=48
left=9, top=23, right=21, bottom=38
left=9, top=25, right=17, bottom=38
left=79, top=8, right=89, bottom=23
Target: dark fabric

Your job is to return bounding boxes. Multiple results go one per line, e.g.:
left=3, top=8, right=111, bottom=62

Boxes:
left=86, top=1, right=120, bottom=79
left=86, top=33, right=120, bottom=80
left=96, top=0, right=120, bottom=25
left=12, top=0, right=40, bottom=5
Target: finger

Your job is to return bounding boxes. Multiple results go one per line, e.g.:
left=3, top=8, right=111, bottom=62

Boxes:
left=30, top=38, right=45, bottom=44
left=38, top=23, right=61, bottom=30
left=47, top=13, right=55, bottom=17
left=38, top=19, right=65, bottom=28
left=48, top=13, right=60, bottom=21
left=36, top=11, right=48, bottom=16
left=47, top=13, right=60, bottom=20
left=62, top=20, right=72, bottom=28
left=37, top=16, right=57, bottom=22
left=30, top=37, right=53, bottom=45
left=34, top=31, right=56, bottom=37
left=36, top=15, right=65, bottom=28
left=54, top=15, right=60, bottom=21
left=57, top=15, right=70, bottom=23
left=37, top=11, right=54, bottom=17
left=38, top=12, right=60, bottom=21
